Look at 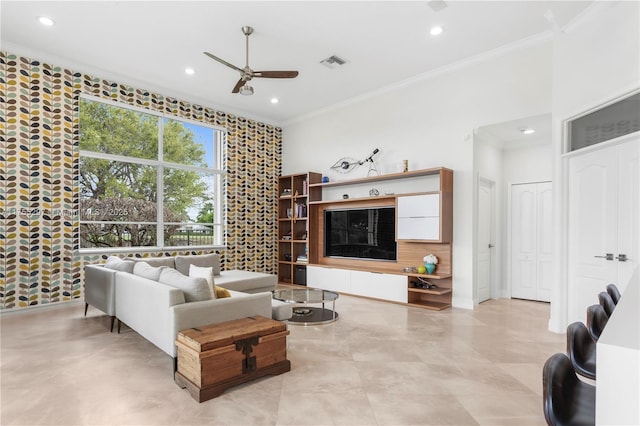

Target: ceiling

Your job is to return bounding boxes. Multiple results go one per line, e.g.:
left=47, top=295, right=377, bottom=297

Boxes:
left=477, top=113, right=552, bottom=150
left=2, top=1, right=594, bottom=125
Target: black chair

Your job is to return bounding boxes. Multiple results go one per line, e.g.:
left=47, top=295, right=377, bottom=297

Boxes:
left=598, top=291, right=616, bottom=317
left=566, top=322, right=596, bottom=380
left=606, top=283, right=621, bottom=305
left=543, top=353, right=595, bottom=426
left=586, top=304, right=608, bottom=341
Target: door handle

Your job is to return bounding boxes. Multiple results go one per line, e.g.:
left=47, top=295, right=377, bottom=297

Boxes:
left=616, top=254, right=629, bottom=262
left=594, top=253, right=614, bottom=261
left=488, top=244, right=494, bottom=248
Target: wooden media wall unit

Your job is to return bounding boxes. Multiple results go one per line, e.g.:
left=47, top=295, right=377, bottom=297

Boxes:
left=306, top=167, right=454, bottom=311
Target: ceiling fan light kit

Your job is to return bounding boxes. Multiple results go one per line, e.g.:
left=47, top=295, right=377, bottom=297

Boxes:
left=203, top=26, right=299, bottom=95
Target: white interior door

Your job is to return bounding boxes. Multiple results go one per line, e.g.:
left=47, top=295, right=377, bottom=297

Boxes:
left=567, top=139, right=639, bottom=324
left=511, top=184, right=539, bottom=300
left=477, top=179, right=493, bottom=302
left=615, top=140, right=639, bottom=294
left=510, top=181, right=553, bottom=301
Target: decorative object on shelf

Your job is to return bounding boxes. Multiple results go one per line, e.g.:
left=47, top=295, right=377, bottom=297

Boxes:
left=322, top=176, right=330, bottom=183
left=369, top=188, right=380, bottom=196
left=342, top=194, right=349, bottom=199
left=330, top=148, right=380, bottom=175
left=403, top=160, right=408, bottom=173
left=403, top=266, right=418, bottom=273
left=417, top=265, right=426, bottom=274
left=281, top=188, right=292, bottom=197
left=423, top=254, right=438, bottom=274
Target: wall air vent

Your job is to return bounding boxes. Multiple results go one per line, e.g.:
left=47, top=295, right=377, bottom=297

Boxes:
left=320, top=55, right=347, bottom=69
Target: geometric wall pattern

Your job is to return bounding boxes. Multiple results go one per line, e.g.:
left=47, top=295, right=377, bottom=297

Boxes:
left=0, top=50, right=282, bottom=311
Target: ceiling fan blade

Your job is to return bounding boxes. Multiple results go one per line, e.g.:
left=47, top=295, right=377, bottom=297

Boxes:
left=253, top=71, right=299, bottom=78
left=231, top=78, right=246, bottom=94
left=203, top=52, right=242, bottom=72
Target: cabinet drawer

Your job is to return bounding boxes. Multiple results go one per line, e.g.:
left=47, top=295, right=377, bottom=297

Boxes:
left=350, top=270, right=407, bottom=303
left=397, top=194, right=440, bottom=218
left=307, top=266, right=351, bottom=293
left=397, top=217, right=439, bottom=240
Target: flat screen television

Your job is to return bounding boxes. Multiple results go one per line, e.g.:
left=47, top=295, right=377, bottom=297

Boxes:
left=324, top=207, right=397, bottom=261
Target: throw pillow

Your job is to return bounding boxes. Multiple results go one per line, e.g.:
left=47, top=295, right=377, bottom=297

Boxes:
left=188, top=264, right=216, bottom=299
left=103, top=256, right=135, bottom=273
left=158, top=268, right=211, bottom=303
left=133, top=261, right=166, bottom=281
left=215, top=286, right=231, bottom=299
left=175, top=253, right=221, bottom=276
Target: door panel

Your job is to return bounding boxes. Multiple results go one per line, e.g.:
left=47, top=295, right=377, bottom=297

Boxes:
left=511, top=185, right=538, bottom=300
left=568, top=146, right=620, bottom=324
left=616, top=140, right=639, bottom=294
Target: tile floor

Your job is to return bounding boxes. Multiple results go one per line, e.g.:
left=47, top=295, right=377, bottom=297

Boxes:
left=0, top=293, right=564, bottom=425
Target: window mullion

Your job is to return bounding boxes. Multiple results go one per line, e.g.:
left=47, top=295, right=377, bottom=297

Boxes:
left=157, top=117, right=164, bottom=248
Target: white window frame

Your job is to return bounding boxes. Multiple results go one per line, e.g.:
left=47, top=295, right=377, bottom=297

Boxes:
left=78, top=94, right=226, bottom=253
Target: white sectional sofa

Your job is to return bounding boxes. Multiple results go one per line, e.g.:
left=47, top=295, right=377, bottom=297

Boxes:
left=84, top=253, right=283, bottom=359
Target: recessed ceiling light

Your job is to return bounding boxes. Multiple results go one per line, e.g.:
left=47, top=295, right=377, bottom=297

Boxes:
left=430, top=26, right=444, bottom=36
left=38, top=16, right=55, bottom=26
left=184, top=68, right=195, bottom=75
left=520, top=128, right=535, bottom=135
left=270, top=97, right=279, bottom=104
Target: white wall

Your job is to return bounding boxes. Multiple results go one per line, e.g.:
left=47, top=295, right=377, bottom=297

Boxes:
left=550, top=1, right=640, bottom=332
left=283, top=42, right=553, bottom=309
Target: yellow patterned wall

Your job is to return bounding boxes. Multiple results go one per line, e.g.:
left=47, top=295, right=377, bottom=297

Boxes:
left=0, top=51, right=282, bottom=310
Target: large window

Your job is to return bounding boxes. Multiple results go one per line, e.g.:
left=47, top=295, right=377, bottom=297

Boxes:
left=79, top=96, right=224, bottom=250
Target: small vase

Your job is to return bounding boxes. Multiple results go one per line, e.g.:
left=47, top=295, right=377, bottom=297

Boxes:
left=425, top=263, right=436, bottom=274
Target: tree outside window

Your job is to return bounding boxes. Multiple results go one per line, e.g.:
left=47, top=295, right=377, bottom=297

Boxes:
left=78, top=97, right=223, bottom=249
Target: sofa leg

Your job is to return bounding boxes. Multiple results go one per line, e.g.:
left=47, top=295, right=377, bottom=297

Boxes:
left=117, top=319, right=121, bottom=334
left=110, top=316, right=115, bottom=333
left=84, top=303, right=89, bottom=316
left=173, top=357, right=178, bottom=375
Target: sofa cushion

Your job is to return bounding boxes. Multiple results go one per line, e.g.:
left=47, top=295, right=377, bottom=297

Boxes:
left=175, top=253, right=220, bottom=276
left=104, top=256, right=135, bottom=273
left=133, top=261, right=166, bottom=281
left=215, top=286, right=232, bottom=299
left=158, top=268, right=211, bottom=303
left=188, top=264, right=216, bottom=299
left=214, top=270, right=277, bottom=293
left=130, top=256, right=176, bottom=269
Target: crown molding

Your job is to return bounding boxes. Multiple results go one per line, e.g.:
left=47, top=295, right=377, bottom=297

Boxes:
left=283, top=30, right=553, bottom=126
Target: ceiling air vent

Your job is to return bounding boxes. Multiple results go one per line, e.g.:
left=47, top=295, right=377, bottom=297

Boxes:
left=427, top=0, right=448, bottom=13
left=320, top=55, right=347, bottom=69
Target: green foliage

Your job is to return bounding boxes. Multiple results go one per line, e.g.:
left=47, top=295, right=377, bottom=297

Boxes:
left=79, top=99, right=212, bottom=247
left=196, top=201, right=215, bottom=224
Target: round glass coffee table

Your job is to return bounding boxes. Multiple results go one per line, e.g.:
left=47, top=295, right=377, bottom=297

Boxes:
left=273, top=287, right=339, bottom=325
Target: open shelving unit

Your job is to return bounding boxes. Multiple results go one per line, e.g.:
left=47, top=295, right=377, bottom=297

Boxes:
left=277, top=172, right=322, bottom=285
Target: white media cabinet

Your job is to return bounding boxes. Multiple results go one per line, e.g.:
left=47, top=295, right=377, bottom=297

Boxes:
left=306, top=167, right=454, bottom=310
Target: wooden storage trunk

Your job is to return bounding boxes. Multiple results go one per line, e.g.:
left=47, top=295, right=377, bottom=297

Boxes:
left=175, top=316, right=291, bottom=402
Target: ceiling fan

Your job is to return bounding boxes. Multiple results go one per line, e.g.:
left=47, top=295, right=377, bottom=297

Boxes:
left=204, top=26, right=299, bottom=95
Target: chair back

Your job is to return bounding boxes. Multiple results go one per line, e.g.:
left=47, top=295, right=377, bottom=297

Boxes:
left=606, top=283, right=621, bottom=305
left=566, top=322, right=596, bottom=380
left=543, top=353, right=595, bottom=426
left=586, top=304, right=609, bottom=341
left=598, top=291, right=616, bottom=317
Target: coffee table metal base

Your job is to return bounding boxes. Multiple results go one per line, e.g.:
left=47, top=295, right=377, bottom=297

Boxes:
left=289, top=307, right=339, bottom=325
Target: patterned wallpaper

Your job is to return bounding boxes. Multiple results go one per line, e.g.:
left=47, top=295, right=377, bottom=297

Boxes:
left=0, top=51, right=282, bottom=311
